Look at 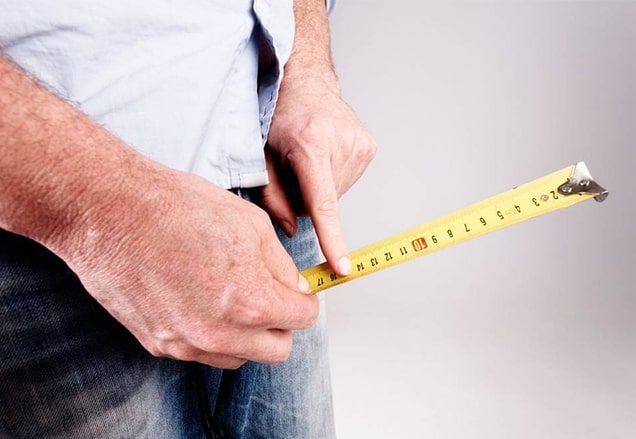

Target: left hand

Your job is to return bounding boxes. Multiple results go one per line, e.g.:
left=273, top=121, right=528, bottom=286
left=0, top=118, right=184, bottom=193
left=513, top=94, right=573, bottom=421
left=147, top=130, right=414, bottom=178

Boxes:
left=263, top=76, right=376, bottom=276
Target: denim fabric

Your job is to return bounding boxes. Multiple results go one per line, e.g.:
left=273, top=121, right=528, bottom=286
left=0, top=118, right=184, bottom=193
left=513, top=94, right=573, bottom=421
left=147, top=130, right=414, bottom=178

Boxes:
left=0, top=192, right=334, bottom=438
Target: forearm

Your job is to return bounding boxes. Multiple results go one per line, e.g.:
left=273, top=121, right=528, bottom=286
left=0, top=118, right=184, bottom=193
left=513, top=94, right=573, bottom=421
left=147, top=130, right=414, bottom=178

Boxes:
left=0, top=56, right=160, bottom=257
left=285, top=0, right=339, bottom=91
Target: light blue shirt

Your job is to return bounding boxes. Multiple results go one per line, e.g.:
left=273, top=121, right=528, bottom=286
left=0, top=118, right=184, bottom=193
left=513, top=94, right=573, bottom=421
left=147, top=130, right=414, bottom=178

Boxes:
left=0, top=0, right=334, bottom=189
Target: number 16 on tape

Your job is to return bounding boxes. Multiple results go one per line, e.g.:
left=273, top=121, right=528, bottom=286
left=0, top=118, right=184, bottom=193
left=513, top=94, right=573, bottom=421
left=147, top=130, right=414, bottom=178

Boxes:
left=301, top=162, right=608, bottom=293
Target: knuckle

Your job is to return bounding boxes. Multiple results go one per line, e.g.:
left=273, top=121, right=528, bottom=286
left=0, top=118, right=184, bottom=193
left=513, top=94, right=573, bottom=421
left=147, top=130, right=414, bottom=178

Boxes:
left=268, top=336, right=293, bottom=364
left=197, top=348, right=246, bottom=369
left=251, top=204, right=272, bottom=226
left=257, top=205, right=272, bottom=222
left=224, top=358, right=248, bottom=370
left=301, top=299, right=320, bottom=329
left=298, top=118, right=324, bottom=145
left=355, top=134, right=377, bottom=162
left=232, top=298, right=272, bottom=327
left=139, top=334, right=169, bottom=358
left=199, top=333, right=233, bottom=357
left=166, top=343, right=196, bottom=362
left=146, top=340, right=197, bottom=363
left=287, top=297, right=319, bottom=331
left=314, top=197, right=339, bottom=217
left=145, top=344, right=164, bottom=359
left=286, top=143, right=326, bottom=168
left=366, top=137, right=378, bottom=159
left=343, top=127, right=359, bottom=148
left=273, top=346, right=292, bottom=364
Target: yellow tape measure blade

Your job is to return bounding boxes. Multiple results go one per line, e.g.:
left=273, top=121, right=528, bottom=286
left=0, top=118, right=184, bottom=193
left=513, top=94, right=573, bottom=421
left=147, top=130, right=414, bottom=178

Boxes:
left=302, top=161, right=608, bottom=293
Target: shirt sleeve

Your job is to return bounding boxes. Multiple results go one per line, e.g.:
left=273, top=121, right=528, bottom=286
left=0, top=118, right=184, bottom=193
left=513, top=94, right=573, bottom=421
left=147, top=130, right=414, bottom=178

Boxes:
left=326, top=0, right=336, bottom=14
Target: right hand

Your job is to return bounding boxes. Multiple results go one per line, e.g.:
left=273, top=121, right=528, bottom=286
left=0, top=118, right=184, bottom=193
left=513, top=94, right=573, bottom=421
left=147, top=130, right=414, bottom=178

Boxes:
left=58, top=168, right=318, bottom=369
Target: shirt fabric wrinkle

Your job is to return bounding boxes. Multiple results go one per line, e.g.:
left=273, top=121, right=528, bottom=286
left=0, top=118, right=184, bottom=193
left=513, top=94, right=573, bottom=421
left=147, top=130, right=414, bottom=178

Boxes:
left=0, top=0, right=332, bottom=189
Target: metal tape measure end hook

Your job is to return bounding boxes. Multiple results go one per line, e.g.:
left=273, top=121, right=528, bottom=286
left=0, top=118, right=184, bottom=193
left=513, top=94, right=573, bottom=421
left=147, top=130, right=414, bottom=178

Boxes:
left=302, top=161, right=609, bottom=293
left=558, top=161, right=609, bottom=202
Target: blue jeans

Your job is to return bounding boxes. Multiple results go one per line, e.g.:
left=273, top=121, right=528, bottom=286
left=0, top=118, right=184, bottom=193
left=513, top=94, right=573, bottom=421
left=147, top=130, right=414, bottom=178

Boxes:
left=0, top=191, right=335, bottom=438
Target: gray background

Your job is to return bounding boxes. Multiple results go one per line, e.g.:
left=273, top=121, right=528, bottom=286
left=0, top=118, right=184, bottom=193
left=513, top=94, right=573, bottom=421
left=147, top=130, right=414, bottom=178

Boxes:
left=326, top=1, right=635, bottom=438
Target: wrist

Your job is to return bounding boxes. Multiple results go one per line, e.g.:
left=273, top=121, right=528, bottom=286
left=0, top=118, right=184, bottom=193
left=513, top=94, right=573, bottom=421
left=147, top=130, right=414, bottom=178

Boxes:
left=0, top=56, right=177, bottom=265
left=42, top=152, right=177, bottom=269
left=285, top=0, right=339, bottom=94
left=281, top=64, right=340, bottom=96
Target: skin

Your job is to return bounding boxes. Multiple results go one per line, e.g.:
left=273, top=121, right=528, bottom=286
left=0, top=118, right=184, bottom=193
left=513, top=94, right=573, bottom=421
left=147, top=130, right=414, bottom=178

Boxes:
left=263, top=0, right=377, bottom=275
left=0, top=0, right=375, bottom=369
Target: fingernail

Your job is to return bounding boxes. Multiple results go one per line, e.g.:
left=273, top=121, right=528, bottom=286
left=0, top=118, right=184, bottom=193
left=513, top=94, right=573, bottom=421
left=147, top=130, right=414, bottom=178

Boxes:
left=298, top=275, right=311, bottom=294
left=338, top=256, right=352, bottom=276
left=281, top=221, right=296, bottom=238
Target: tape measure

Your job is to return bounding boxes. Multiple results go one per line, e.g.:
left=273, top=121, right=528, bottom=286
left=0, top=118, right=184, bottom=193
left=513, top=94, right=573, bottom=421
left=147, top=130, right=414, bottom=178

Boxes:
left=301, top=162, right=608, bottom=293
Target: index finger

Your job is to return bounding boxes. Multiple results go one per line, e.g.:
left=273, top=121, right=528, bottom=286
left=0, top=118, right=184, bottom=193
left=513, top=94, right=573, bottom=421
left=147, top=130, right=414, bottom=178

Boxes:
left=293, top=155, right=351, bottom=276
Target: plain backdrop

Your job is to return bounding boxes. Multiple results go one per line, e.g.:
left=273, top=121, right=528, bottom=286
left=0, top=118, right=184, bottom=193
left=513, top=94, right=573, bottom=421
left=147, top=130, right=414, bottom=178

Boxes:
left=325, top=1, right=635, bottom=438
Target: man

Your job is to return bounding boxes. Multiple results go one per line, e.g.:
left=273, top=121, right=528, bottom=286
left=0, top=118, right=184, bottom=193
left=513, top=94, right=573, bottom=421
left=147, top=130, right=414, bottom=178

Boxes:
left=0, top=0, right=375, bottom=437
